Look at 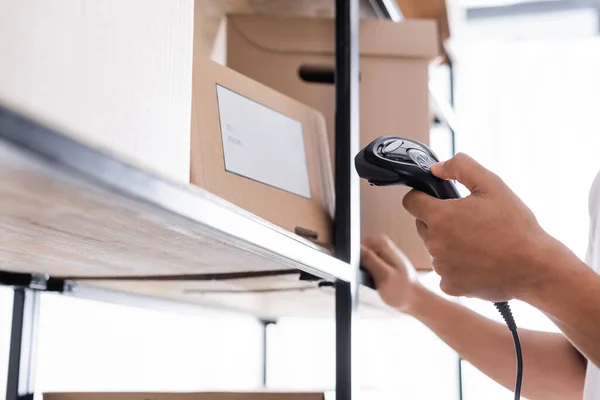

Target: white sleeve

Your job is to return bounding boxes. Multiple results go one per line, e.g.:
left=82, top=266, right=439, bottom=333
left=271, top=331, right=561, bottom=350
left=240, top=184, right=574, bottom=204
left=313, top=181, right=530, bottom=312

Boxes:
left=586, top=172, right=600, bottom=270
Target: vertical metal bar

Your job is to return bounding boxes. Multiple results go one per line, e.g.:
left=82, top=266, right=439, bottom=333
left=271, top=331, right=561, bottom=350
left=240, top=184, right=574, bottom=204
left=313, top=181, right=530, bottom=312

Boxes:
left=334, top=0, right=360, bottom=263
left=448, top=60, right=463, bottom=400
left=335, top=0, right=360, bottom=399
left=335, top=282, right=357, bottom=400
left=260, top=319, right=275, bottom=388
left=448, top=61, right=457, bottom=156
left=457, top=357, right=464, bottom=400
left=6, top=289, right=40, bottom=400
left=261, top=321, right=268, bottom=388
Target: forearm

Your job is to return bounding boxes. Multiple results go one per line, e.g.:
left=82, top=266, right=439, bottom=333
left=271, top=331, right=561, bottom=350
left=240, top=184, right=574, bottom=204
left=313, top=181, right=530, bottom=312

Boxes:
left=519, top=241, right=600, bottom=369
left=408, top=284, right=586, bottom=400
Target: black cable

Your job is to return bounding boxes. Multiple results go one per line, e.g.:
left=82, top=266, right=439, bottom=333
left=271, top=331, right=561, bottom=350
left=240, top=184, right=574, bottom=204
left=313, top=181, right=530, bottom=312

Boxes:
left=494, top=301, right=523, bottom=399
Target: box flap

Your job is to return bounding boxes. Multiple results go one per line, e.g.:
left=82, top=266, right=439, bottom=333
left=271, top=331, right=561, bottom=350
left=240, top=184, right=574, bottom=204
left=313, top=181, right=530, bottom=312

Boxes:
left=227, top=15, right=439, bottom=60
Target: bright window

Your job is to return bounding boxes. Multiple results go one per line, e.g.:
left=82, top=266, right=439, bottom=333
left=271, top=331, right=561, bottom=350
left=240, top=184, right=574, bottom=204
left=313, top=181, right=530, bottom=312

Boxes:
left=454, top=8, right=600, bottom=399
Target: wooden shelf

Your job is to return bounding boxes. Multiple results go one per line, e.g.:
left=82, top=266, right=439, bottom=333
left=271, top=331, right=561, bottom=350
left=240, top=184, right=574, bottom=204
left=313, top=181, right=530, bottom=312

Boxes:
left=0, top=102, right=353, bottom=282
left=0, top=0, right=399, bottom=319
left=0, top=101, right=392, bottom=318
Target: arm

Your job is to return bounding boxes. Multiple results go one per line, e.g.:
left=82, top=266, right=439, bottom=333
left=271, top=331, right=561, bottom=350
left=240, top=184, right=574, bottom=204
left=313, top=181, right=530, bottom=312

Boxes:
left=411, top=284, right=585, bottom=400
left=398, top=153, right=600, bottom=393
left=362, top=236, right=586, bottom=400
left=518, top=240, right=600, bottom=369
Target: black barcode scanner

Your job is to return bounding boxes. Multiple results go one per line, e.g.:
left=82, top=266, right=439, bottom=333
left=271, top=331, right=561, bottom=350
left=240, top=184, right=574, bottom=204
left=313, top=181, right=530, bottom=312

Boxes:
left=355, top=136, right=459, bottom=198
left=355, top=136, right=523, bottom=400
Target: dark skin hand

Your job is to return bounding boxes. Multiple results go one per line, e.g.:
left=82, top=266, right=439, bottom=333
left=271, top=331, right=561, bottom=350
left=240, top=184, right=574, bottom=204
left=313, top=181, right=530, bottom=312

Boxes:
left=362, top=235, right=586, bottom=400
left=360, top=152, right=600, bottom=399
left=402, top=153, right=600, bottom=369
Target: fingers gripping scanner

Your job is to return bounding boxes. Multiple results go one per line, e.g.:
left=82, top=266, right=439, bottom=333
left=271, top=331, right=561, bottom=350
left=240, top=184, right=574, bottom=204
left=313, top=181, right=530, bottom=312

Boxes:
left=355, top=136, right=523, bottom=400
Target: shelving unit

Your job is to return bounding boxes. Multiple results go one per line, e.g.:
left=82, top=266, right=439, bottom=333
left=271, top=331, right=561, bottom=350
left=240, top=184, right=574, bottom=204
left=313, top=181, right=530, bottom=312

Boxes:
left=1, top=0, right=455, bottom=399
left=0, top=1, right=408, bottom=400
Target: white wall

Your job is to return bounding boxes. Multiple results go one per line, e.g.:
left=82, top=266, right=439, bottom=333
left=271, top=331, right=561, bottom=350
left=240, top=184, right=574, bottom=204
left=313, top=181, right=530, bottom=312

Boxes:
left=35, top=293, right=263, bottom=392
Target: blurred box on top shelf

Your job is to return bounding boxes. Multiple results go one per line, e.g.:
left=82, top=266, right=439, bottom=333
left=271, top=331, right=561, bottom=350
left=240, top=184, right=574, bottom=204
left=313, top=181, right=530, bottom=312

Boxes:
left=190, top=59, right=334, bottom=248
left=213, top=15, right=439, bottom=270
left=44, top=393, right=334, bottom=400
left=395, top=0, right=463, bottom=62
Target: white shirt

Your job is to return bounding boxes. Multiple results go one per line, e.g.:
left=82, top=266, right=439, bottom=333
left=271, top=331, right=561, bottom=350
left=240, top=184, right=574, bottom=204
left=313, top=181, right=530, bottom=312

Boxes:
left=583, top=171, right=600, bottom=399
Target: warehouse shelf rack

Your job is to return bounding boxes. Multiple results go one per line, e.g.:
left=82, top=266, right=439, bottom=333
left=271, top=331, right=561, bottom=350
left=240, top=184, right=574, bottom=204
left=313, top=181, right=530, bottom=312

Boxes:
left=0, top=0, right=467, bottom=397
left=0, top=1, right=403, bottom=399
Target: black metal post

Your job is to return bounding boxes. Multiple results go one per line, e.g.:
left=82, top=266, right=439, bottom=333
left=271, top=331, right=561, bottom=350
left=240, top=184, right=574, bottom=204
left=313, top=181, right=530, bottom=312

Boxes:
left=447, top=60, right=464, bottom=400
left=448, top=61, right=457, bottom=156
left=458, top=357, right=464, bottom=400
left=335, top=282, right=357, bottom=400
left=260, top=319, right=276, bottom=388
left=334, top=0, right=361, bottom=399
left=6, top=289, right=40, bottom=400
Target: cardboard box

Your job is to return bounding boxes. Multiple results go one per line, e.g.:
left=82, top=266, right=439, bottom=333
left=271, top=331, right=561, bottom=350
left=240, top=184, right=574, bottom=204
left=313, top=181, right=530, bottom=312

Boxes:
left=191, top=59, right=334, bottom=246
left=217, top=15, right=439, bottom=269
left=44, top=393, right=331, bottom=400
left=395, top=0, right=454, bottom=62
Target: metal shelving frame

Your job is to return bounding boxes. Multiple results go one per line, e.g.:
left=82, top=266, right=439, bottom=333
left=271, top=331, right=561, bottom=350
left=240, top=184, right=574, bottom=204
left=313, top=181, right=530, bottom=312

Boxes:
left=6, top=289, right=40, bottom=400
left=0, top=1, right=403, bottom=399
left=334, top=0, right=361, bottom=398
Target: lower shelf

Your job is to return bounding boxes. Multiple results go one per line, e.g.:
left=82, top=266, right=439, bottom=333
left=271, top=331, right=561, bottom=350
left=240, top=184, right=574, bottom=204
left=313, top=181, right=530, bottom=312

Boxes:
left=69, top=273, right=396, bottom=319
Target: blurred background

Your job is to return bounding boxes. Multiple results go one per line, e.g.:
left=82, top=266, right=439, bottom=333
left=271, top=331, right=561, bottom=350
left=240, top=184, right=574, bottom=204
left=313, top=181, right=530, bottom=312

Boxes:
left=3, top=0, right=600, bottom=399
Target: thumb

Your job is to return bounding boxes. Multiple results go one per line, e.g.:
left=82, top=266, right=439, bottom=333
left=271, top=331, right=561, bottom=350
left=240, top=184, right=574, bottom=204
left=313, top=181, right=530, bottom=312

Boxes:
left=431, top=153, right=496, bottom=194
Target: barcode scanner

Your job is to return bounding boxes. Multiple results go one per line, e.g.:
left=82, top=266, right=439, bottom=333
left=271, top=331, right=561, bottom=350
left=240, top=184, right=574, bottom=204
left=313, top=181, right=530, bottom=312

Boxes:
left=355, top=136, right=459, bottom=198
left=355, top=136, right=523, bottom=400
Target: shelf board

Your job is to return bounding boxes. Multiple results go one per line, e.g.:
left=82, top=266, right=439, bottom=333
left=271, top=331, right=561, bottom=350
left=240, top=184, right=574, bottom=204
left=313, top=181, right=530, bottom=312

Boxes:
left=68, top=275, right=395, bottom=319
left=0, top=102, right=355, bottom=283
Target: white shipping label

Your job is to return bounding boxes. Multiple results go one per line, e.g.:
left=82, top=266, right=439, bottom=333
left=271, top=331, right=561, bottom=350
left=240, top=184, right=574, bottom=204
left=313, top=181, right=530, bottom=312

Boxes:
left=216, top=85, right=312, bottom=198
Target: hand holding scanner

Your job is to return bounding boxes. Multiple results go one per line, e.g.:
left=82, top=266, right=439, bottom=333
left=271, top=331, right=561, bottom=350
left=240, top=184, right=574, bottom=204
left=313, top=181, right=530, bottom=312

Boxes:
left=355, top=136, right=523, bottom=400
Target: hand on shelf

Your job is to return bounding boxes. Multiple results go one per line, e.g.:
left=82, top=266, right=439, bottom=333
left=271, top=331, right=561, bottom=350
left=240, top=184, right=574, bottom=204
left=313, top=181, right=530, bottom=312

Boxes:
left=361, top=235, right=420, bottom=313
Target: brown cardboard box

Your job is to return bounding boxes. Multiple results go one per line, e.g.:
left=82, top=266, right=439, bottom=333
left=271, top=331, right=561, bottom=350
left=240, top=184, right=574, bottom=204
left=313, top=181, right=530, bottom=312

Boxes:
left=217, top=15, right=439, bottom=270
left=395, top=0, right=453, bottom=62
left=191, top=59, right=334, bottom=246
left=44, top=393, right=330, bottom=400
